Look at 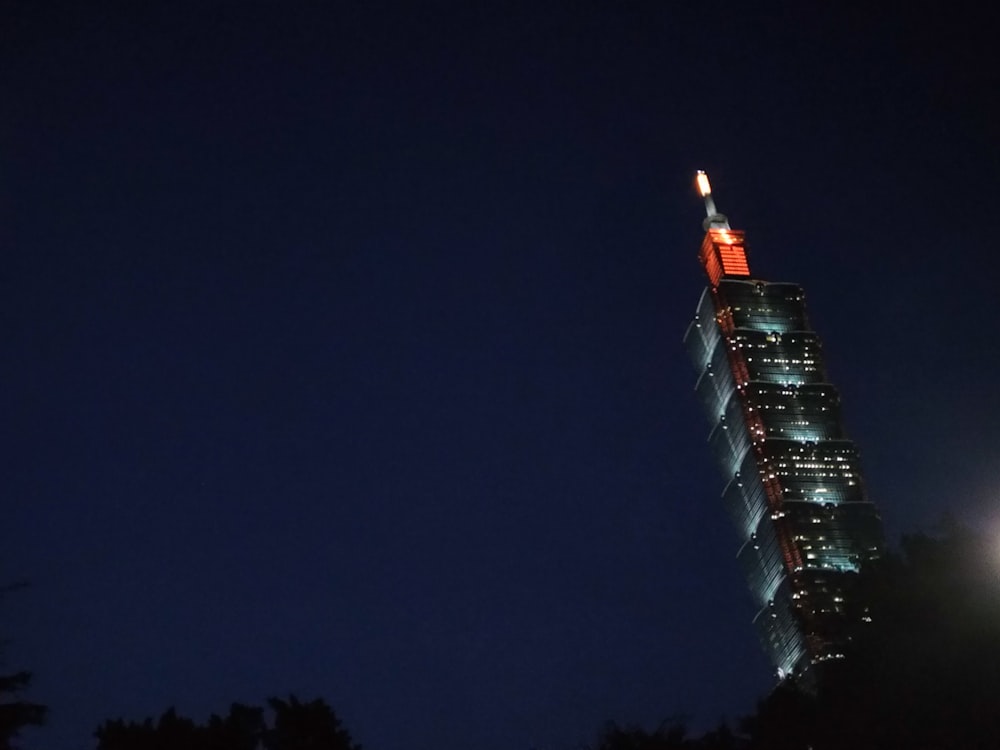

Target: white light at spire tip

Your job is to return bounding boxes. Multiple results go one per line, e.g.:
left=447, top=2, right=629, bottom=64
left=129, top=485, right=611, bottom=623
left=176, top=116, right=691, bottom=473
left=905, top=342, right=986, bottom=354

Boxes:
left=696, top=170, right=712, bottom=197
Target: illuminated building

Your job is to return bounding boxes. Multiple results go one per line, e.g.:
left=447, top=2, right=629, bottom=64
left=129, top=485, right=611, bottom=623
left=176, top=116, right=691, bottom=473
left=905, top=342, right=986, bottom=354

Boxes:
left=683, top=172, right=883, bottom=678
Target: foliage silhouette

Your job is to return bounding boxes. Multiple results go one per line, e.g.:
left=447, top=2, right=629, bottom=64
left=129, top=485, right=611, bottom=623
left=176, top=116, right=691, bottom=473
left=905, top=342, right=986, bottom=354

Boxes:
left=264, top=696, right=358, bottom=750
left=592, top=720, right=691, bottom=750
left=0, top=671, right=47, bottom=750
left=590, top=718, right=746, bottom=750
left=0, top=581, right=46, bottom=750
left=94, top=696, right=360, bottom=750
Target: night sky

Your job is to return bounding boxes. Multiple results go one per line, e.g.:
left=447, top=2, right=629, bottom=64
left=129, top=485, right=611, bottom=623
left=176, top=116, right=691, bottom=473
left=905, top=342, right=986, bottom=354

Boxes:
left=4, top=3, right=1000, bottom=750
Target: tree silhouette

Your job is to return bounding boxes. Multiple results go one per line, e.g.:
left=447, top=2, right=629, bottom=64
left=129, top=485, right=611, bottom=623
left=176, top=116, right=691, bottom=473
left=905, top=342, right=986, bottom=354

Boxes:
left=591, top=720, right=691, bottom=750
left=591, top=719, right=744, bottom=750
left=739, top=680, right=815, bottom=750
left=94, top=696, right=359, bottom=750
left=0, top=582, right=46, bottom=750
left=0, top=671, right=47, bottom=750
left=264, top=696, right=359, bottom=750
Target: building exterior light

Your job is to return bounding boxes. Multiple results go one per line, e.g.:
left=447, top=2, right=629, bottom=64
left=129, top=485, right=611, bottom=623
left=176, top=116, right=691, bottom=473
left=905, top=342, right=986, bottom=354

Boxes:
left=683, top=171, right=884, bottom=680
left=696, top=171, right=712, bottom=197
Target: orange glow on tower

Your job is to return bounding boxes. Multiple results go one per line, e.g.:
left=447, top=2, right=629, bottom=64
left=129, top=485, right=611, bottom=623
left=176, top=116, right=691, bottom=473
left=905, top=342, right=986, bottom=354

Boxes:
left=699, top=229, right=750, bottom=286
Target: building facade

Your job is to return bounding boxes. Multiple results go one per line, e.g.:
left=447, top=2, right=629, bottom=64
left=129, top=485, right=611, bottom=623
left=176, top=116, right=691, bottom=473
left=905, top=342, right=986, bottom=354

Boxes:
left=683, top=172, right=883, bottom=678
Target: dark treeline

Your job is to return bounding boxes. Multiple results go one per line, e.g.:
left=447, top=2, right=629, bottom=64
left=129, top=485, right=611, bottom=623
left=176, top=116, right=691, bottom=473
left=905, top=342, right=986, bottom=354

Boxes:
left=93, top=696, right=359, bottom=750
left=6, top=525, right=1000, bottom=749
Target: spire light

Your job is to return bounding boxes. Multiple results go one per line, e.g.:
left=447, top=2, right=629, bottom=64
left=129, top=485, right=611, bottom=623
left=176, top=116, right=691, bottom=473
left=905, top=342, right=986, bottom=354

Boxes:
left=695, top=169, right=728, bottom=230
left=696, top=170, right=712, bottom=197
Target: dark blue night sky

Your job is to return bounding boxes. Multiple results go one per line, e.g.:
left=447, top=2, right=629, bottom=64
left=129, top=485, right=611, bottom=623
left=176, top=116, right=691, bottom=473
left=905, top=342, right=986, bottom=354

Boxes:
left=4, top=3, right=999, bottom=749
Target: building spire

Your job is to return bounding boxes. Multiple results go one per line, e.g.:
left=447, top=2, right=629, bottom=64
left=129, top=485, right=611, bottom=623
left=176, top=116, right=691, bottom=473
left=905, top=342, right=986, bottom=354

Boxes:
left=695, top=170, right=731, bottom=231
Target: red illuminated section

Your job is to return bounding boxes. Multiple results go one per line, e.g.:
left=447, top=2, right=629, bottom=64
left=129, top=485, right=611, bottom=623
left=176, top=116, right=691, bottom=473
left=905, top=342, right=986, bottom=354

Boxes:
left=699, top=229, right=751, bottom=286
left=713, top=270, right=802, bottom=578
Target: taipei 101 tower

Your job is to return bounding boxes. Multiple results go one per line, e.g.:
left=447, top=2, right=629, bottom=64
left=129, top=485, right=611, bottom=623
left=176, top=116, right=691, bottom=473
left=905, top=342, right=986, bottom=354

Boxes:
left=683, top=171, right=883, bottom=679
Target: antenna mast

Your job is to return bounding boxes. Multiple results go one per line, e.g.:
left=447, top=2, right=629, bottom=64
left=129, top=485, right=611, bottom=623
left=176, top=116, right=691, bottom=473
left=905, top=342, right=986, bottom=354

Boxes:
left=695, top=170, right=731, bottom=231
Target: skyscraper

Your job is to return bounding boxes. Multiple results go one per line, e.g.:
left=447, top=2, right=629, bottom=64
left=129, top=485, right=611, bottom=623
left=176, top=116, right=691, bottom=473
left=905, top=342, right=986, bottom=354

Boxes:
left=683, top=172, right=883, bottom=679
